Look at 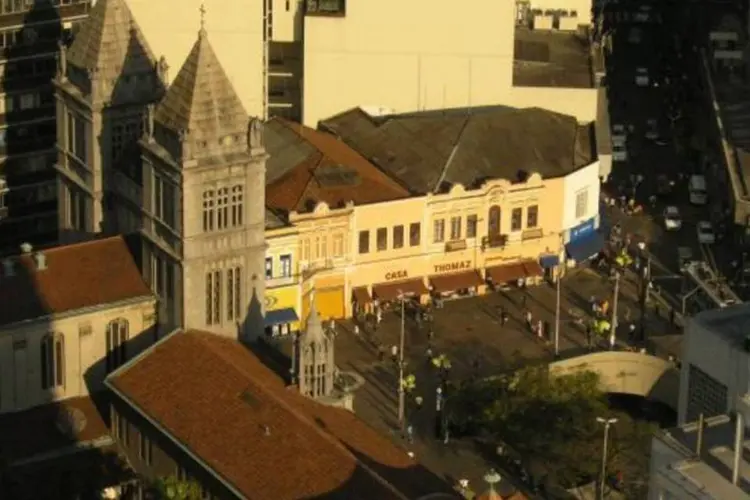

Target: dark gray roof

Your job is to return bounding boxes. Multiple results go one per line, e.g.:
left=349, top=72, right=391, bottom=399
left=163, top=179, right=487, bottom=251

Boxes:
left=513, top=28, right=593, bottom=89
left=320, top=106, right=595, bottom=194
left=264, top=118, right=316, bottom=184
left=265, top=207, right=287, bottom=230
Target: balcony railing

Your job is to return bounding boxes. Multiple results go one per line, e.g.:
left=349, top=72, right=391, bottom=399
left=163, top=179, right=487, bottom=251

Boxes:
left=521, top=228, right=543, bottom=241
left=481, top=234, right=508, bottom=250
left=305, top=0, right=346, bottom=16
left=445, top=240, right=467, bottom=252
left=266, top=274, right=297, bottom=288
left=300, top=258, right=334, bottom=278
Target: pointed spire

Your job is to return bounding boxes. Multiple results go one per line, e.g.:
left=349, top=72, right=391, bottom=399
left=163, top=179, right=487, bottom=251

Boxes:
left=302, top=292, right=327, bottom=344
left=66, top=0, right=156, bottom=82
left=153, top=25, right=249, bottom=156
left=199, top=2, right=207, bottom=36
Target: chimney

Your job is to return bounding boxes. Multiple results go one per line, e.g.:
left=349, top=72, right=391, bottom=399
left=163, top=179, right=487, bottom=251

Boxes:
left=696, top=413, right=705, bottom=456
left=2, top=258, right=13, bottom=277
left=19, top=242, right=32, bottom=254
left=34, top=252, right=47, bottom=271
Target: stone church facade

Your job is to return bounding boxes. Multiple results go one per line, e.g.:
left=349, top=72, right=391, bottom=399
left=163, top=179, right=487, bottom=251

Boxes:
left=51, top=0, right=266, bottom=341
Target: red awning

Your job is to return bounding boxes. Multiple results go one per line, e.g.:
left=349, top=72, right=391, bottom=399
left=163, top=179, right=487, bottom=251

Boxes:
left=352, top=287, right=372, bottom=304
left=372, top=279, right=428, bottom=301
left=486, top=262, right=527, bottom=284
left=522, top=259, right=544, bottom=277
left=429, top=271, right=483, bottom=292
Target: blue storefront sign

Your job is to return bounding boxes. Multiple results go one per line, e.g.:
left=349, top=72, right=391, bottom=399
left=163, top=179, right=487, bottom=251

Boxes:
left=569, top=217, right=596, bottom=243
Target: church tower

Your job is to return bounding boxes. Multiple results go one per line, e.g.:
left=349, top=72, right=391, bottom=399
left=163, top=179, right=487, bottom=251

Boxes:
left=53, top=0, right=163, bottom=242
left=295, top=295, right=335, bottom=399
left=135, top=14, right=267, bottom=340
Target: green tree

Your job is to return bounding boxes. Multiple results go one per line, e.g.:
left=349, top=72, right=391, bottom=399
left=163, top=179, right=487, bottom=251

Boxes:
left=152, top=476, right=203, bottom=500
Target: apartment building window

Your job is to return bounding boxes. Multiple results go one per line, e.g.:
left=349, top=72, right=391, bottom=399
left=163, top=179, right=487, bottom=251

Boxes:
left=265, top=257, right=273, bottom=279
left=226, top=267, right=242, bottom=321
left=66, top=112, right=87, bottom=163
left=488, top=206, right=501, bottom=236
left=313, top=236, right=321, bottom=259
left=280, top=255, right=292, bottom=277
left=376, top=227, right=387, bottom=251
left=301, top=238, right=310, bottom=261
left=320, top=235, right=328, bottom=259
left=153, top=174, right=175, bottom=228
left=466, top=214, right=477, bottom=238
left=205, top=270, right=222, bottom=325
left=139, top=433, right=153, bottom=466
left=409, top=222, right=421, bottom=246
left=449, top=216, right=461, bottom=241
left=575, top=189, right=588, bottom=219
left=202, top=190, right=215, bottom=231
left=358, top=230, right=369, bottom=254
left=433, top=219, right=445, bottom=243
left=393, top=225, right=404, bottom=249
left=111, top=119, right=142, bottom=162
left=40, top=333, right=64, bottom=390
left=332, top=234, right=344, bottom=257
left=116, top=411, right=129, bottom=445
left=216, top=188, right=229, bottom=229
left=511, top=208, right=523, bottom=232
left=231, top=185, right=243, bottom=226
left=105, top=319, right=129, bottom=373
left=527, top=205, right=539, bottom=229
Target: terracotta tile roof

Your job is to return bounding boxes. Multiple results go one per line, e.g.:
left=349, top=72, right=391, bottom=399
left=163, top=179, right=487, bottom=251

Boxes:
left=0, top=236, right=152, bottom=327
left=109, top=330, right=454, bottom=499
left=265, top=118, right=410, bottom=213
left=0, top=396, right=110, bottom=464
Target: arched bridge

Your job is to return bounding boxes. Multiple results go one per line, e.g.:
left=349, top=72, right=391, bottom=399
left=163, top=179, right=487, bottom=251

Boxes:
left=549, top=351, right=679, bottom=409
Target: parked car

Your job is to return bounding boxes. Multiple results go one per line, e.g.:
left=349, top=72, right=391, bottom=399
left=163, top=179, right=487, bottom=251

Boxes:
left=613, top=144, right=628, bottom=162
left=678, top=246, right=693, bottom=269
left=664, top=206, right=682, bottom=231
left=635, top=67, right=649, bottom=87
left=697, top=221, right=716, bottom=245
left=612, top=124, right=627, bottom=147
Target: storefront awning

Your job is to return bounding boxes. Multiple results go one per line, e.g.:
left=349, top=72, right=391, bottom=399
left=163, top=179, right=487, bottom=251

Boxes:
left=566, top=233, right=605, bottom=262
left=522, top=260, right=543, bottom=277
left=264, top=308, right=299, bottom=327
left=486, top=262, right=527, bottom=284
left=429, top=270, right=483, bottom=293
left=372, top=279, right=428, bottom=301
left=539, top=254, right=560, bottom=268
left=352, top=287, right=372, bottom=304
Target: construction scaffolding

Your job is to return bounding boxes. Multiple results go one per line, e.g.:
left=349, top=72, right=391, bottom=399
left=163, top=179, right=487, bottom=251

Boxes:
left=682, top=260, right=741, bottom=312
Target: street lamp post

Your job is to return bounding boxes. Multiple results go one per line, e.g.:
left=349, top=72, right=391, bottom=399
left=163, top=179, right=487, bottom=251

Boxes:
left=609, top=271, right=620, bottom=349
left=483, top=469, right=502, bottom=495
left=554, top=265, right=561, bottom=358
left=397, top=291, right=406, bottom=431
left=597, top=417, right=618, bottom=500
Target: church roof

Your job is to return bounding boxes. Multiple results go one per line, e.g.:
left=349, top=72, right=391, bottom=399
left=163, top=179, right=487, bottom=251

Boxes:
left=154, top=28, right=248, bottom=146
left=65, top=0, right=156, bottom=81
left=107, top=330, right=453, bottom=499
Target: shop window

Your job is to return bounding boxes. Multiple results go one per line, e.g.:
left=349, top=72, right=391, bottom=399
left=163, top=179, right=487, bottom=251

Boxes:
left=488, top=206, right=501, bottom=236
left=449, top=216, right=461, bottom=240
left=376, top=227, right=387, bottom=251
left=393, top=225, right=404, bottom=249
left=527, top=205, right=539, bottom=228
left=511, top=208, right=523, bottom=231
left=358, top=230, right=369, bottom=254
left=265, top=257, right=273, bottom=279
left=280, top=255, right=292, bottom=277
left=409, top=222, right=421, bottom=246
left=575, top=188, right=588, bottom=219
left=433, top=219, right=445, bottom=243
left=466, top=214, right=477, bottom=238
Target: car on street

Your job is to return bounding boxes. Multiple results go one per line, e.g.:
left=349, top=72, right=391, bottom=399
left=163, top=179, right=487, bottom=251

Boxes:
left=664, top=206, right=682, bottom=230
left=612, top=124, right=627, bottom=147
left=636, top=67, right=649, bottom=87
left=678, top=246, right=693, bottom=269
left=613, top=144, right=628, bottom=162
left=697, top=221, right=716, bottom=245
left=645, top=119, right=659, bottom=140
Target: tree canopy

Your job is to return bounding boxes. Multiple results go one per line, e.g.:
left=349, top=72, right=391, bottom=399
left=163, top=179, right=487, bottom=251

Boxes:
left=152, top=476, right=203, bottom=500
left=449, top=365, right=654, bottom=494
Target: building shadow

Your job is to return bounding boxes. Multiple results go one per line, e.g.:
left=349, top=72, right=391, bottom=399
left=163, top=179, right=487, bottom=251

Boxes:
left=0, top=1, right=64, bottom=254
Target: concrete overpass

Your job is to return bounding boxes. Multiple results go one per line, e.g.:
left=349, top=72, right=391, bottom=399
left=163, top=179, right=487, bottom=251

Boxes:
left=550, top=351, right=679, bottom=409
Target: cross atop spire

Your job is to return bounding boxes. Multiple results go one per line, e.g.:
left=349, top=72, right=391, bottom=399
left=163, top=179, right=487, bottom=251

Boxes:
left=199, top=2, right=207, bottom=35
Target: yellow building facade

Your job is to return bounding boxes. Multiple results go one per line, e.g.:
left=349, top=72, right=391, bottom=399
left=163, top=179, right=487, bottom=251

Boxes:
left=282, top=173, right=575, bottom=320
left=264, top=222, right=301, bottom=336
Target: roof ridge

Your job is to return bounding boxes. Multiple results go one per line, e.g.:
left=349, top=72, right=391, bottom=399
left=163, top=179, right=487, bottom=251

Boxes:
left=24, top=235, right=125, bottom=256
left=194, top=334, right=410, bottom=498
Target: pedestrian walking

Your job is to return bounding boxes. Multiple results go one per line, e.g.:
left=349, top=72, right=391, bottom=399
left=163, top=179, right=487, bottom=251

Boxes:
left=391, top=345, right=398, bottom=361
left=521, top=293, right=527, bottom=307
left=628, top=323, right=636, bottom=343
left=585, top=324, right=593, bottom=350
left=537, top=319, right=543, bottom=339
left=406, top=425, right=414, bottom=443
left=501, top=310, right=509, bottom=326
left=353, top=324, right=360, bottom=336
left=415, top=396, right=423, bottom=409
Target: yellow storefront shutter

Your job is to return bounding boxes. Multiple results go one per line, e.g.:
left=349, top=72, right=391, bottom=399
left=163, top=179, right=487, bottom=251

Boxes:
left=315, top=287, right=345, bottom=320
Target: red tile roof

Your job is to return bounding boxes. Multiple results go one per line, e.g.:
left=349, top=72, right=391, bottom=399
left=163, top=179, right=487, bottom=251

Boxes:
left=0, top=396, right=110, bottom=464
left=110, top=330, right=454, bottom=499
left=0, top=236, right=152, bottom=327
left=266, top=118, right=411, bottom=213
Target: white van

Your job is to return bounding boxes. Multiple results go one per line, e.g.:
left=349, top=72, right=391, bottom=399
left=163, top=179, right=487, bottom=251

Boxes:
left=689, top=175, right=707, bottom=205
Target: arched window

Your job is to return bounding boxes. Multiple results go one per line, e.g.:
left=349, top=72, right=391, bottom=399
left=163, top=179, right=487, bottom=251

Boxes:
left=41, top=334, right=64, bottom=390
left=106, top=319, right=129, bottom=372
left=488, top=205, right=501, bottom=237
